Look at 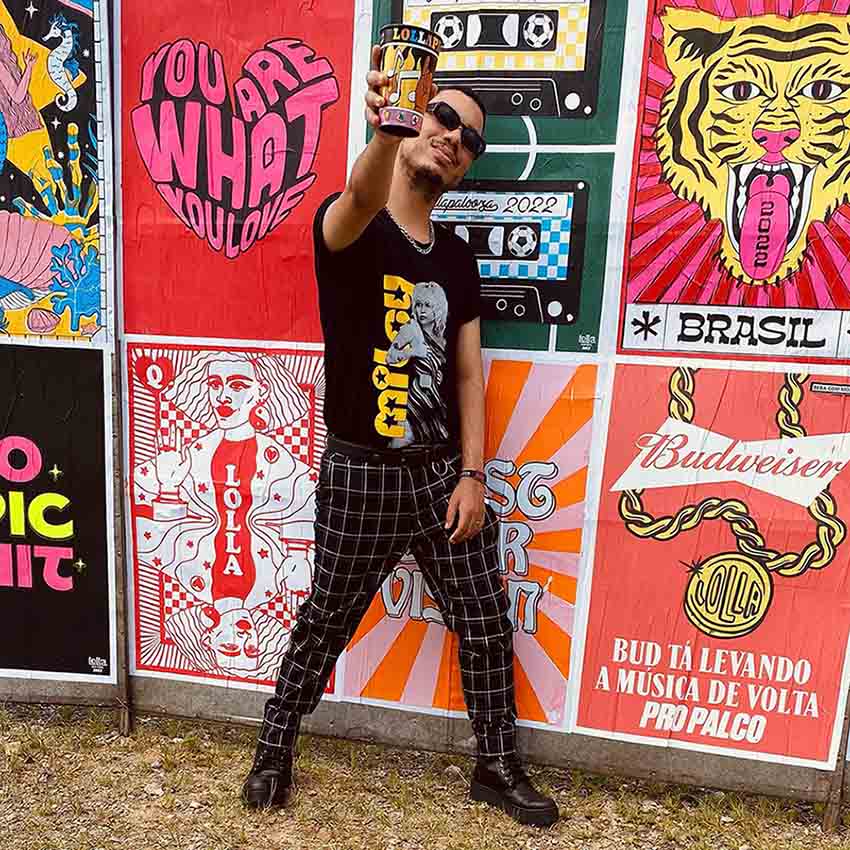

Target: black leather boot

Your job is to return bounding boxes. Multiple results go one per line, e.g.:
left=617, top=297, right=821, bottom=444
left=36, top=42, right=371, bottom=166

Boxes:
left=470, top=756, right=559, bottom=827
left=241, top=745, right=293, bottom=810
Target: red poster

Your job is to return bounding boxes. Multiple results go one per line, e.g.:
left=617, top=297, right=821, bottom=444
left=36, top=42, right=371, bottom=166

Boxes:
left=120, top=0, right=354, bottom=342
left=575, top=365, right=850, bottom=766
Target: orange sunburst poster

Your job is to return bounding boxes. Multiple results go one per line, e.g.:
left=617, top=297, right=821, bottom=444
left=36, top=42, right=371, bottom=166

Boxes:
left=338, top=356, right=598, bottom=729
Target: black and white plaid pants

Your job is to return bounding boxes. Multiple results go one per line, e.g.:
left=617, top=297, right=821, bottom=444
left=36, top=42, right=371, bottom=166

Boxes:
left=256, top=444, right=517, bottom=765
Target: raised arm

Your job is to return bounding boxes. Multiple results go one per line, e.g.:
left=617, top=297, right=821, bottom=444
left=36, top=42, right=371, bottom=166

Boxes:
left=446, top=318, right=487, bottom=544
left=322, top=45, right=403, bottom=253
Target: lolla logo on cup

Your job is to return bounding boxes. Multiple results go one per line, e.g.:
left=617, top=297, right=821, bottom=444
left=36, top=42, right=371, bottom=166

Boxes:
left=0, top=436, right=78, bottom=592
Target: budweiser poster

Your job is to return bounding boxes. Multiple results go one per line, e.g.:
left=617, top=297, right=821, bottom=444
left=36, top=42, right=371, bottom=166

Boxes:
left=573, top=364, right=850, bottom=767
left=341, top=357, right=597, bottom=728
left=120, top=0, right=354, bottom=342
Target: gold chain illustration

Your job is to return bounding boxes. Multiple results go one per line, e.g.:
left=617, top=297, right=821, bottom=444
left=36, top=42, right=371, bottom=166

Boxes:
left=618, top=368, right=847, bottom=638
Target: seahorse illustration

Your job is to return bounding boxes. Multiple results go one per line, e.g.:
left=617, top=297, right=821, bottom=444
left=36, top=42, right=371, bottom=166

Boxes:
left=44, top=14, right=80, bottom=112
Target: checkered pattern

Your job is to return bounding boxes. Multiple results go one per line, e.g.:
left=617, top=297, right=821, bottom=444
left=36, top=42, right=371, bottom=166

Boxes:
left=259, top=590, right=309, bottom=630
left=406, top=1, right=589, bottom=72
left=161, top=573, right=196, bottom=618
left=255, top=450, right=517, bottom=766
left=275, top=417, right=312, bottom=466
left=477, top=215, right=574, bottom=281
left=159, top=400, right=208, bottom=442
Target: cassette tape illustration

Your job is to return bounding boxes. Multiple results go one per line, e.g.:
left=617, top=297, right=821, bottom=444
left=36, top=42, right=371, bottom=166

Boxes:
left=433, top=180, right=588, bottom=324
left=392, top=0, right=606, bottom=117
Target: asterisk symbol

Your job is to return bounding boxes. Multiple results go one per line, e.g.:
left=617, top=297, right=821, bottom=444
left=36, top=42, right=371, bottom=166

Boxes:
left=140, top=466, right=149, bottom=476
left=259, top=548, right=269, bottom=559
left=143, top=532, right=151, bottom=540
left=138, top=493, right=146, bottom=502
left=203, top=561, right=211, bottom=570
left=187, top=541, right=194, bottom=549
left=194, top=442, right=203, bottom=451
left=198, top=483, right=208, bottom=493
left=309, top=472, right=318, bottom=483
left=631, top=309, right=662, bottom=341
left=153, top=557, right=162, bottom=567
left=273, top=493, right=281, bottom=502
left=681, top=558, right=703, bottom=576
left=257, top=470, right=265, bottom=480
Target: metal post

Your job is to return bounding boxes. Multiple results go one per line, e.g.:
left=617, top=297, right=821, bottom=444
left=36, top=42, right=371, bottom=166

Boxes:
left=823, top=686, right=850, bottom=832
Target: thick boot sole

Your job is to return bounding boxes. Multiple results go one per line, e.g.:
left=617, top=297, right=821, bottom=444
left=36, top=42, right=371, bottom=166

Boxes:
left=241, top=778, right=291, bottom=811
left=470, top=779, right=559, bottom=828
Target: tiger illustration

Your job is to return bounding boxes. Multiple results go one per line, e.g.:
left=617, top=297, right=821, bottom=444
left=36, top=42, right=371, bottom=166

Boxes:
left=657, top=9, right=850, bottom=286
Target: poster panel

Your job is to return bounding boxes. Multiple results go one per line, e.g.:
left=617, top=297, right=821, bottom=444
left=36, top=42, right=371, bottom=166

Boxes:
left=126, top=339, right=336, bottom=693
left=120, top=0, right=355, bottom=343
left=0, top=0, right=111, bottom=345
left=440, top=153, right=613, bottom=354
left=340, top=356, right=596, bottom=728
left=432, top=179, right=588, bottom=328
left=574, top=364, right=850, bottom=767
left=0, top=344, right=114, bottom=681
left=620, top=1, right=850, bottom=362
left=387, top=0, right=627, bottom=145
left=394, top=0, right=606, bottom=120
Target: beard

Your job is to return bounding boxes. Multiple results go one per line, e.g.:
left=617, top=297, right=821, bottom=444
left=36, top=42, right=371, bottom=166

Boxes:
left=401, top=142, right=463, bottom=201
left=410, top=164, right=445, bottom=202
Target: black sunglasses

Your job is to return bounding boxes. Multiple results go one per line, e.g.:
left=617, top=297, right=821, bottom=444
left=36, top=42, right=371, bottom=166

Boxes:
left=426, top=102, right=486, bottom=159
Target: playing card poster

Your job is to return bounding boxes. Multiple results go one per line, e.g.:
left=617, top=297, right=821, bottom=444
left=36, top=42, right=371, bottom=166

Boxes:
left=0, top=345, right=114, bottom=680
left=573, top=364, right=850, bottom=768
left=126, top=340, right=336, bottom=693
left=119, top=0, right=354, bottom=343
left=340, top=356, right=597, bottom=729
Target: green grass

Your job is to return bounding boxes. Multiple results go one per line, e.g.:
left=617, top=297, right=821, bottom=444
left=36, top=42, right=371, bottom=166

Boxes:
left=1, top=703, right=849, bottom=850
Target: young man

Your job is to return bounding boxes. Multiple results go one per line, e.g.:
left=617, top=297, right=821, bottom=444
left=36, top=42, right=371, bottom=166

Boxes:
left=241, top=48, right=559, bottom=829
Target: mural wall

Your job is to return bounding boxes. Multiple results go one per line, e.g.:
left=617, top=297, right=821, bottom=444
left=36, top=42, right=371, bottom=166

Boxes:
left=116, top=0, right=850, bottom=777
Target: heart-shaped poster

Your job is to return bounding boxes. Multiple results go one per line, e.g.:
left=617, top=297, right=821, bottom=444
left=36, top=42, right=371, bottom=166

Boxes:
left=131, top=38, right=339, bottom=260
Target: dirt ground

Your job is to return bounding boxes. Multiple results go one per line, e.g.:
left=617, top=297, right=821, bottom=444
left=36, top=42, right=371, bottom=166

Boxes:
left=2, top=703, right=850, bottom=850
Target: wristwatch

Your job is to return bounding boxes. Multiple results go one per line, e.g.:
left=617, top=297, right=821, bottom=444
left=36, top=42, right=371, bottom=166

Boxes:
left=459, top=469, right=486, bottom=485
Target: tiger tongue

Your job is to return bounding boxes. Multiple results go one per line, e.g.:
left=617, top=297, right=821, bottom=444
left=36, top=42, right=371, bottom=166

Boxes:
left=740, top=172, right=792, bottom=280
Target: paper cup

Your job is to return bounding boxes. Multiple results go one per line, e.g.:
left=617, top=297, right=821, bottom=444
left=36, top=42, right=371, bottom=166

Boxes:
left=378, top=24, right=442, bottom=137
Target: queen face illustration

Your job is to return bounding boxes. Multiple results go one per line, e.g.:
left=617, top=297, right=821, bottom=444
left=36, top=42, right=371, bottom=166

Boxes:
left=207, top=361, right=267, bottom=433
left=201, top=606, right=261, bottom=673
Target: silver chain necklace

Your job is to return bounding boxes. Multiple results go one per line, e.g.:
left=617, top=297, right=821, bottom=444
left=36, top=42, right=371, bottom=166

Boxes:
left=385, top=207, right=435, bottom=255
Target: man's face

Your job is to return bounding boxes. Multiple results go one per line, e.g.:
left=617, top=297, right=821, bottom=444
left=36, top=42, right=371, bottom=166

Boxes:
left=400, top=90, right=484, bottom=193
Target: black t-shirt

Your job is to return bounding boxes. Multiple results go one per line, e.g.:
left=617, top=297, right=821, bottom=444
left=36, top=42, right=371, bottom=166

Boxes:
left=314, top=192, right=482, bottom=448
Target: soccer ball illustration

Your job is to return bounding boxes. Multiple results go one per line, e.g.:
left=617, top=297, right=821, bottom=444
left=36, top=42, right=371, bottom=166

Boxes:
left=523, top=13, right=556, bottom=49
left=507, top=225, right=537, bottom=258
left=435, top=15, right=464, bottom=49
